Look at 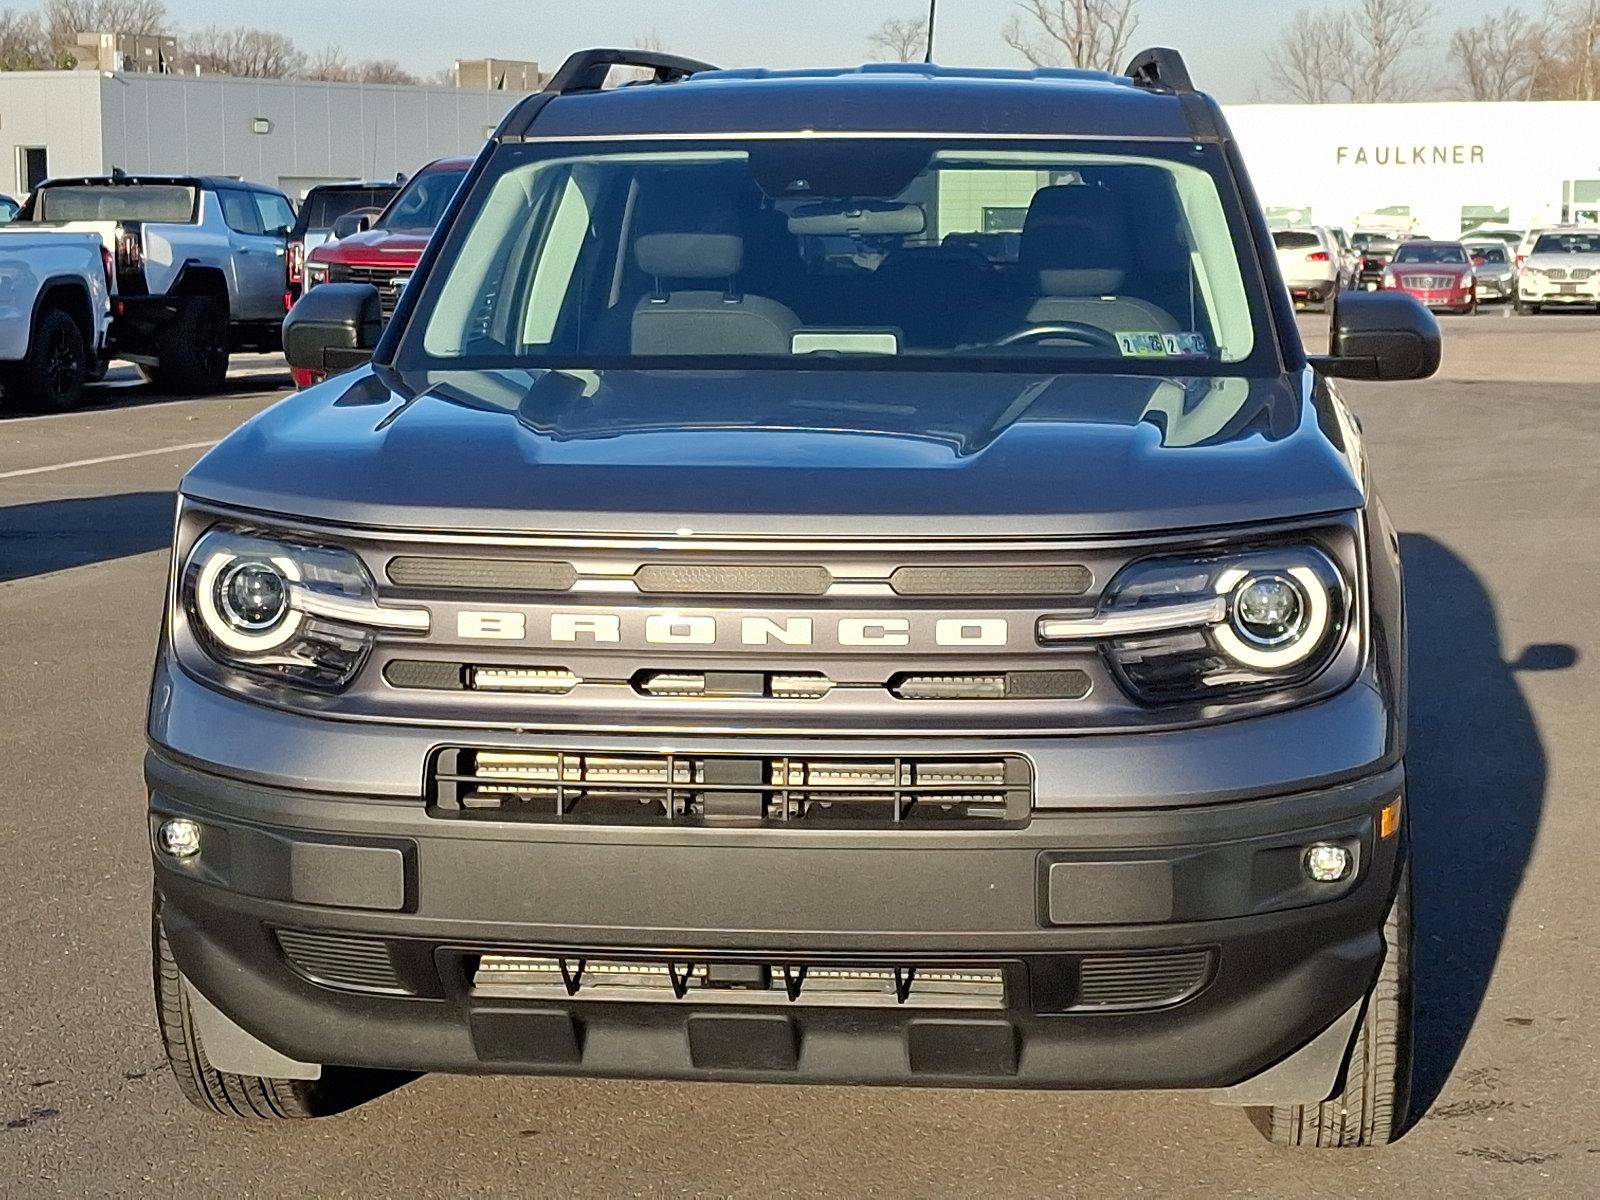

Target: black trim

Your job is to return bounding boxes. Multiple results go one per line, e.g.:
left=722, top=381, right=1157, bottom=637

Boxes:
left=543, top=48, right=718, bottom=96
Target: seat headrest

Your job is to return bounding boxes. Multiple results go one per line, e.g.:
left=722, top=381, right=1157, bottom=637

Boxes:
left=636, top=232, right=744, bottom=280
left=1021, top=185, right=1131, bottom=295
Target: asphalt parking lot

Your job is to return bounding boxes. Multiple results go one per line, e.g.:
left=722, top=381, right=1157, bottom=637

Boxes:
left=2, top=316, right=1597, bottom=1197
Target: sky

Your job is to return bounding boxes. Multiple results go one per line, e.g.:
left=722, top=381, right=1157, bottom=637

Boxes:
left=160, top=0, right=1518, bottom=103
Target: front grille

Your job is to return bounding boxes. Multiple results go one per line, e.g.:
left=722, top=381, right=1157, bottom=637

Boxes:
left=275, top=929, right=409, bottom=995
left=1400, top=273, right=1454, bottom=289
left=1544, top=268, right=1568, bottom=281
left=472, top=953, right=1007, bottom=1009
left=1072, top=948, right=1213, bottom=1011
left=1570, top=267, right=1594, bottom=281
left=430, top=747, right=1032, bottom=824
left=328, top=263, right=412, bottom=317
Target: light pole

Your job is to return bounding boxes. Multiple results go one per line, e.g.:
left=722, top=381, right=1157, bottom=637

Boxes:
left=925, top=0, right=937, bottom=63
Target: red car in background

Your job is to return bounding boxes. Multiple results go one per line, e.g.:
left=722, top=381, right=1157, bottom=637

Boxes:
left=1381, top=239, right=1478, bottom=314
left=295, top=157, right=472, bottom=386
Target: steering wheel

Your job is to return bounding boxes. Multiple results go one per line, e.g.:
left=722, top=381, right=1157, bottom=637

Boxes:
left=991, top=322, right=1125, bottom=354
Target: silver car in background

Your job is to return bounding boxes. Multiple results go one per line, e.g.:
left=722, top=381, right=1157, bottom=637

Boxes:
left=1463, top=240, right=1515, bottom=304
left=1516, top=227, right=1600, bottom=313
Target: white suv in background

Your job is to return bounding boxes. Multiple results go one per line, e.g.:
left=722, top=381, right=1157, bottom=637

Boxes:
left=1516, top=227, right=1600, bottom=314
left=1272, top=226, right=1348, bottom=310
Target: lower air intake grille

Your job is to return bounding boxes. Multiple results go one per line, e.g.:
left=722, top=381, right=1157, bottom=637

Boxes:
left=431, top=748, right=1032, bottom=825
left=275, top=929, right=409, bottom=995
left=1072, top=949, right=1213, bottom=1011
left=472, top=953, right=1006, bottom=1009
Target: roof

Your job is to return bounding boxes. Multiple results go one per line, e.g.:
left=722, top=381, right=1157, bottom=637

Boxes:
left=504, top=62, right=1218, bottom=143
left=38, top=174, right=284, bottom=194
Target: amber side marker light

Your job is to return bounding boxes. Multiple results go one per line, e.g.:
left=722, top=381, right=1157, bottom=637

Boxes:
left=1379, top=798, right=1403, bottom=840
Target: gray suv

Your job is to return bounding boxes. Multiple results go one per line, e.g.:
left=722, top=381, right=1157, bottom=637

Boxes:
left=147, top=48, right=1441, bottom=1147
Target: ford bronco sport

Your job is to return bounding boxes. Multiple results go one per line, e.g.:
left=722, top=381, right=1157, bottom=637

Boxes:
left=147, top=48, right=1441, bottom=1146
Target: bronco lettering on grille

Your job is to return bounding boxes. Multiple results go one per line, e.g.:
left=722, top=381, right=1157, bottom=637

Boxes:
left=455, top=611, right=1012, bottom=648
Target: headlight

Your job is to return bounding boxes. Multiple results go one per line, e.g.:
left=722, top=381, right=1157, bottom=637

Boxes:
left=1040, top=545, right=1350, bottom=704
left=181, top=526, right=428, bottom=689
left=303, top=260, right=330, bottom=288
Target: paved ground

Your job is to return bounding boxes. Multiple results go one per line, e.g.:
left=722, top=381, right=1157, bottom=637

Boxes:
left=1, top=319, right=1597, bottom=1197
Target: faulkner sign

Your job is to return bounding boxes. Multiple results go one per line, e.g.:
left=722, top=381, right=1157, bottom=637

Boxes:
left=1335, top=144, right=1487, bottom=166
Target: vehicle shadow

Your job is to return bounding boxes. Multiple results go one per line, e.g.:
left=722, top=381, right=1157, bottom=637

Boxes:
left=0, top=491, right=174, bottom=582
left=1400, top=533, right=1571, bottom=1121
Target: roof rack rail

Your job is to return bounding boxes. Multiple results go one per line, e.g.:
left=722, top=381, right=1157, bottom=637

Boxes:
left=543, top=48, right=719, bottom=96
left=1123, top=47, right=1194, bottom=94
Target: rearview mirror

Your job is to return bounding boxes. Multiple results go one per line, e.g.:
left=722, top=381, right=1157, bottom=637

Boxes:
left=1310, top=291, right=1440, bottom=381
left=330, top=208, right=379, bottom=240
left=283, top=283, right=382, bottom=374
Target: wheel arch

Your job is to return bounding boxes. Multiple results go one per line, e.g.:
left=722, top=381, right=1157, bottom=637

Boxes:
left=31, top=276, right=94, bottom=350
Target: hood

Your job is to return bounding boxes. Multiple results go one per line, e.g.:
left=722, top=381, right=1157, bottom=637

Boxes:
left=1390, top=260, right=1472, bottom=276
left=182, top=367, right=1364, bottom=538
left=308, top=229, right=431, bottom=267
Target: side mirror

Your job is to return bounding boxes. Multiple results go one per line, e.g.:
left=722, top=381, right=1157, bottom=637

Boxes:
left=1310, top=290, right=1441, bottom=381
left=283, top=283, right=382, bottom=374
left=330, top=209, right=378, bottom=240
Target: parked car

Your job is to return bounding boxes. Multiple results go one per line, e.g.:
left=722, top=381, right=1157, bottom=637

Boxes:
left=1462, top=240, right=1514, bottom=304
left=1352, top=232, right=1399, bottom=290
left=295, top=158, right=471, bottom=387
left=0, top=230, right=111, bottom=410
left=0, top=195, right=19, bottom=223
left=5, top=174, right=296, bottom=392
left=1324, top=225, right=1362, bottom=286
left=1513, top=227, right=1545, bottom=276
left=1515, top=227, right=1600, bottom=313
left=286, top=179, right=404, bottom=302
left=1271, top=226, right=1347, bottom=308
left=154, top=46, right=1442, bottom=1149
left=1382, top=239, right=1477, bottom=314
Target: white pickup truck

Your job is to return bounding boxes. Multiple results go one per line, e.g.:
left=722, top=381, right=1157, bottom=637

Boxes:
left=0, top=231, right=110, bottom=412
left=4, top=174, right=297, bottom=394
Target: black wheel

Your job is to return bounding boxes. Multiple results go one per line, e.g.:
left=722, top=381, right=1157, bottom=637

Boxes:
left=84, top=356, right=109, bottom=384
left=1247, top=858, right=1413, bottom=1148
left=144, top=295, right=230, bottom=394
left=1, top=308, right=88, bottom=412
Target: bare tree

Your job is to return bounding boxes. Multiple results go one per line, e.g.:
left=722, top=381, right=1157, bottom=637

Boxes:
left=355, top=59, right=419, bottom=85
left=1449, top=6, right=1553, bottom=99
left=0, top=8, right=49, bottom=69
left=42, top=0, right=166, bottom=47
left=1268, top=9, right=1357, bottom=102
left=302, top=43, right=353, bottom=81
left=634, top=27, right=666, bottom=53
left=1267, top=0, right=1436, bottom=101
left=868, top=15, right=930, bottom=62
left=1555, top=0, right=1600, bottom=98
left=1002, top=0, right=1140, bottom=71
left=181, top=25, right=304, bottom=78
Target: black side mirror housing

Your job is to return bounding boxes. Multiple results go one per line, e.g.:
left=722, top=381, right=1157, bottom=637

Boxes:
left=1310, top=290, right=1441, bottom=381
left=330, top=209, right=378, bottom=240
left=283, top=283, right=382, bottom=374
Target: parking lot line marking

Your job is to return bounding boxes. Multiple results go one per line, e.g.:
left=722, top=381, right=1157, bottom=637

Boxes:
left=0, top=440, right=218, bottom=481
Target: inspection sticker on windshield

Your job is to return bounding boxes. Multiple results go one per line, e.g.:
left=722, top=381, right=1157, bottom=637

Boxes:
left=1117, top=332, right=1210, bottom=358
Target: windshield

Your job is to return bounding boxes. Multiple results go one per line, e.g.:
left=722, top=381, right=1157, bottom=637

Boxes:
left=1467, top=245, right=1508, bottom=264
left=32, top=183, right=195, bottom=223
left=408, top=139, right=1267, bottom=374
left=1533, top=232, right=1600, bottom=255
left=1272, top=231, right=1321, bottom=250
left=379, top=168, right=468, bottom=232
left=298, top=187, right=399, bottom=234
left=1392, top=243, right=1467, bottom=265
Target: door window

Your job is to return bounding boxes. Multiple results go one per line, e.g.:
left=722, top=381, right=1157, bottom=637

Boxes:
left=219, top=190, right=264, bottom=235
left=252, top=192, right=295, bottom=237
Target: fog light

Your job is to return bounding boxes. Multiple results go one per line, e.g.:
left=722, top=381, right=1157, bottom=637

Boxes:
left=1304, top=843, right=1352, bottom=882
left=158, top=818, right=201, bottom=858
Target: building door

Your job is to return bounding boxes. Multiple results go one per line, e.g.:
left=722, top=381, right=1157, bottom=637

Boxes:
left=17, top=147, right=47, bottom=194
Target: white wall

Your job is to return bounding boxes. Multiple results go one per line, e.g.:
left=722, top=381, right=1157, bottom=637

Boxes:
left=1225, top=101, right=1600, bottom=235
left=0, top=73, right=105, bottom=196
left=98, top=74, right=531, bottom=190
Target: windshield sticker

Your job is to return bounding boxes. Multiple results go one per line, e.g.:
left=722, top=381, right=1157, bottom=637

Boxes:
left=1116, top=332, right=1210, bottom=358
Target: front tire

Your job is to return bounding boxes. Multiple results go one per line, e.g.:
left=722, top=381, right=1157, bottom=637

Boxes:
left=153, top=892, right=361, bottom=1121
left=1, top=308, right=88, bottom=412
left=1247, top=858, right=1413, bottom=1148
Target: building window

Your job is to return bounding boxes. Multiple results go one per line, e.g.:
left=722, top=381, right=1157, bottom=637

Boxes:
left=1564, top=180, right=1600, bottom=225
left=17, top=146, right=47, bottom=194
left=1460, top=205, right=1510, bottom=234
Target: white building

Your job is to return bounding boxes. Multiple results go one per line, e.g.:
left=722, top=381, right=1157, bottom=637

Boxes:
left=0, top=70, right=533, bottom=201
left=1226, top=101, right=1600, bottom=235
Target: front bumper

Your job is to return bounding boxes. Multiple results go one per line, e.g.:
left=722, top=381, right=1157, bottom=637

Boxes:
left=1393, top=285, right=1474, bottom=310
left=1519, top=278, right=1600, bottom=304
left=149, top=744, right=1405, bottom=1096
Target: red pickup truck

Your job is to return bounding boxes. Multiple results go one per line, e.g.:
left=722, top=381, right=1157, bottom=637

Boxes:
left=295, top=157, right=471, bottom=387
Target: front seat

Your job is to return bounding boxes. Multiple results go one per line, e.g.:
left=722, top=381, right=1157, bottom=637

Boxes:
left=964, top=185, right=1178, bottom=345
left=628, top=185, right=801, bottom=356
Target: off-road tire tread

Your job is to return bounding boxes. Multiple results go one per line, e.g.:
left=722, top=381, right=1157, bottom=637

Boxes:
left=145, top=296, right=229, bottom=395
left=152, top=895, right=319, bottom=1120
left=1248, top=858, right=1412, bottom=1148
